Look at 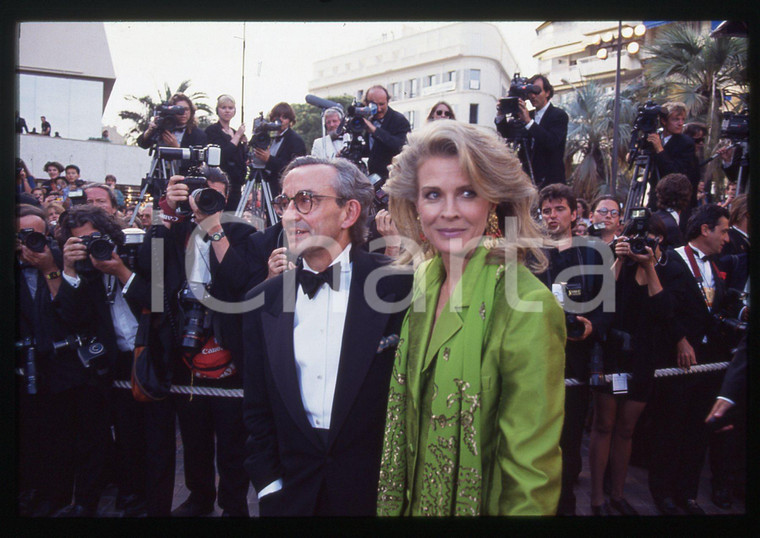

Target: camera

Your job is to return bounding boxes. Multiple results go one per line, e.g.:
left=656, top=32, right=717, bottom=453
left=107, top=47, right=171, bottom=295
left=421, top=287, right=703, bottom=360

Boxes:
left=119, top=228, right=145, bottom=270
left=145, top=102, right=187, bottom=143
left=627, top=100, right=663, bottom=159
left=248, top=112, right=282, bottom=169
left=53, top=334, right=108, bottom=376
left=75, top=232, right=116, bottom=275
left=17, top=228, right=48, bottom=253
left=720, top=111, right=749, bottom=141
left=495, top=73, right=541, bottom=141
left=175, top=176, right=226, bottom=217
left=343, top=101, right=378, bottom=136
left=158, top=144, right=221, bottom=167
left=178, top=283, right=210, bottom=353
left=614, top=208, right=657, bottom=256
left=66, top=187, right=87, bottom=206
left=712, top=289, right=748, bottom=349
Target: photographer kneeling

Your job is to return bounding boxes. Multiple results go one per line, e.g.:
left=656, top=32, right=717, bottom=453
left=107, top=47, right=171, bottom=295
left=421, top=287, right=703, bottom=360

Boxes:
left=54, top=205, right=143, bottom=516
left=159, top=166, right=252, bottom=517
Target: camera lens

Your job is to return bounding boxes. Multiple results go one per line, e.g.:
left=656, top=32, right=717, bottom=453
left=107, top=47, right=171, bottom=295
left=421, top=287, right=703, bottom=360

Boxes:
left=193, top=188, right=225, bottom=214
left=89, top=237, right=115, bottom=260
left=24, top=231, right=48, bottom=253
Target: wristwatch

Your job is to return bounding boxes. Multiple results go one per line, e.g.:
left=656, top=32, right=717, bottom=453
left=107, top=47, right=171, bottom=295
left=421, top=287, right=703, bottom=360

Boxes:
left=209, top=230, right=226, bottom=242
left=46, top=270, right=61, bottom=280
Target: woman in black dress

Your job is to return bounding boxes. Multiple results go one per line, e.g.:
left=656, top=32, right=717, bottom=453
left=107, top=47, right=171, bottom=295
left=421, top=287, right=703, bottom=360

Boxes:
left=205, top=94, right=248, bottom=211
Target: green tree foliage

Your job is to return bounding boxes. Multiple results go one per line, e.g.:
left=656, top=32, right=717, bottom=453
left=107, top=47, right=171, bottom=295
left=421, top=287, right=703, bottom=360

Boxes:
left=118, top=80, right=213, bottom=144
left=291, top=95, right=356, bottom=151
left=563, top=81, right=637, bottom=202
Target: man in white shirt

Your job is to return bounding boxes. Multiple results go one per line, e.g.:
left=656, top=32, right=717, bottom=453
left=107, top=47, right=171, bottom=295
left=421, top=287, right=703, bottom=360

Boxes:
left=311, top=107, right=345, bottom=159
left=242, top=156, right=412, bottom=516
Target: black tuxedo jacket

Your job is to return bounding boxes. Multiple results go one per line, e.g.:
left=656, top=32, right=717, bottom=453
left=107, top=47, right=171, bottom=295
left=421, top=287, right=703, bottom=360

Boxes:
left=653, top=209, right=685, bottom=248
left=525, top=103, right=568, bottom=187
left=719, top=334, right=746, bottom=405
left=242, top=248, right=412, bottom=516
left=366, top=107, right=411, bottom=180
left=205, top=122, right=248, bottom=186
left=650, top=133, right=699, bottom=208
left=264, top=129, right=307, bottom=196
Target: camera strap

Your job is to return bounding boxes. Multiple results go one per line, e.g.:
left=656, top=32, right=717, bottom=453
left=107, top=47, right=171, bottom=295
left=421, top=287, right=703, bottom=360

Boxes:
left=684, top=244, right=718, bottom=312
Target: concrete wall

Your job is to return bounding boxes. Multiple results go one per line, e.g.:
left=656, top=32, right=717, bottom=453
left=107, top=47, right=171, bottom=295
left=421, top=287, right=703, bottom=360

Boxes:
left=18, top=134, right=152, bottom=186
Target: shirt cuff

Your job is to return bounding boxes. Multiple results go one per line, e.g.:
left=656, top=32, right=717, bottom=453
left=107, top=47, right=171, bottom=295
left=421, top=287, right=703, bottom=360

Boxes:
left=257, top=479, right=283, bottom=499
left=62, top=272, right=81, bottom=288
left=717, top=396, right=736, bottom=406
left=525, top=119, right=535, bottom=130
left=122, top=272, right=136, bottom=296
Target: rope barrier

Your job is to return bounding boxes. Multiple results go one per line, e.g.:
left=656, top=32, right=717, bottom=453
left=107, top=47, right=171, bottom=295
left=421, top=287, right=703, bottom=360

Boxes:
left=18, top=361, right=731, bottom=396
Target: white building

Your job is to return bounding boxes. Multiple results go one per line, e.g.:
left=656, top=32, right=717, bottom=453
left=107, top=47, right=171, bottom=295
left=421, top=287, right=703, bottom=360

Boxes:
left=308, top=22, right=520, bottom=130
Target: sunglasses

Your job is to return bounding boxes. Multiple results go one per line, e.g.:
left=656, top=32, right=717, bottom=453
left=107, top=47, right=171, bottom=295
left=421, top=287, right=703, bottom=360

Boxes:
left=434, top=109, right=453, bottom=118
left=273, top=190, right=346, bottom=216
left=595, top=208, right=620, bottom=217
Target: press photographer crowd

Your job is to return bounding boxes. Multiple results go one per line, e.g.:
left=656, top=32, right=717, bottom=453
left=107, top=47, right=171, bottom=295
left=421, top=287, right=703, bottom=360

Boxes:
left=15, top=78, right=750, bottom=518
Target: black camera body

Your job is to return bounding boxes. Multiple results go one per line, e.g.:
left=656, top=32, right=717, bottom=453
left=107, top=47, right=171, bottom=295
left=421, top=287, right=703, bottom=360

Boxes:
left=119, top=227, right=146, bottom=271
left=343, top=101, right=378, bottom=136
left=614, top=207, right=657, bottom=256
left=495, top=73, right=540, bottom=141
left=628, top=101, right=663, bottom=159
left=175, top=176, right=226, bottom=217
left=720, top=111, right=749, bottom=141
left=247, top=112, right=282, bottom=169
left=178, top=283, right=210, bottom=353
left=157, top=144, right=221, bottom=167
left=151, top=102, right=186, bottom=138
left=75, top=232, right=116, bottom=274
left=18, top=228, right=48, bottom=253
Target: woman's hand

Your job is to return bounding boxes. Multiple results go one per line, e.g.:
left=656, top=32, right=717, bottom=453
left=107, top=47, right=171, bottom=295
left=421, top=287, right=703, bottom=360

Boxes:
left=267, top=247, right=294, bottom=280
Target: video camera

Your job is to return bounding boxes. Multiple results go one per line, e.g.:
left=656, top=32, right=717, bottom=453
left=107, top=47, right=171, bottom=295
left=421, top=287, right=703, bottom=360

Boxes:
left=627, top=101, right=663, bottom=162
left=247, top=112, right=282, bottom=169
left=158, top=144, right=221, bottom=167
left=343, top=101, right=378, bottom=137
left=145, top=102, right=187, bottom=144
left=613, top=207, right=657, bottom=256
left=496, top=73, right=541, bottom=141
left=720, top=111, right=749, bottom=141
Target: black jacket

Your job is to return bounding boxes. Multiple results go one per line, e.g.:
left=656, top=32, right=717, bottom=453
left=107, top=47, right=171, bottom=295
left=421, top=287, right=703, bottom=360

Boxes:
left=264, top=129, right=307, bottom=196
left=205, top=122, right=248, bottom=186
left=653, top=209, right=685, bottom=249
left=242, top=248, right=412, bottom=516
left=650, top=133, right=700, bottom=209
left=365, top=107, right=411, bottom=180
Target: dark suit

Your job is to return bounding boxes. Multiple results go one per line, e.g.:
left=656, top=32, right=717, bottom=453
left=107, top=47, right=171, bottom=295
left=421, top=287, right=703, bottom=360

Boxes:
left=654, top=209, right=685, bottom=248
left=205, top=122, right=249, bottom=210
left=366, top=107, right=411, bottom=180
left=497, top=102, right=568, bottom=187
left=649, top=133, right=700, bottom=210
left=264, top=128, right=307, bottom=197
left=242, top=248, right=412, bottom=516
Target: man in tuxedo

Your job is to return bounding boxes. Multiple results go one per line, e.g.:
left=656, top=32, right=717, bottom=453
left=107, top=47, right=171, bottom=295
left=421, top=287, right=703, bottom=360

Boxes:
left=497, top=74, right=568, bottom=188
left=253, top=101, right=307, bottom=198
left=242, top=156, right=412, bottom=516
left=311, top=106, right=345, bottom=159
left=647, top=203, right=735, bottom=515
left=653, top=172, right=692, bottom=248
left=362, top=85, right=411, bottom=180
left=646, top=101, right=700, bottom=210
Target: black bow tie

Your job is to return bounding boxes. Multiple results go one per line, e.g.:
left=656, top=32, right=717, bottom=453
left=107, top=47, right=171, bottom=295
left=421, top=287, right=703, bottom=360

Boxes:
left=274, top=134, right=284, bottom=142
left=297, top=263, right=340, bottom=299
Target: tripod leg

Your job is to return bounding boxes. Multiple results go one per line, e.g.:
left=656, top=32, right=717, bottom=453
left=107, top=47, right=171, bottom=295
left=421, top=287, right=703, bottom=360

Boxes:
left=259, top=177, right=279, bottom=226
left=236, top=179, right=255, bottom=217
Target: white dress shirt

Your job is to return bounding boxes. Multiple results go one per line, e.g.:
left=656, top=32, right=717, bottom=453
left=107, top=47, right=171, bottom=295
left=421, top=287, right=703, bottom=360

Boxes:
left=525, top=100, right=551, bottom=130
left=311, top=134, right=344, bottom=159
left=676, top=242, right=715, bottom=344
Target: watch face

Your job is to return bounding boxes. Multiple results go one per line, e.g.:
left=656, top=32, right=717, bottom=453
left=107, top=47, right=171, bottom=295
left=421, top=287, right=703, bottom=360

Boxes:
left=211, top=231, right=224, bottom=241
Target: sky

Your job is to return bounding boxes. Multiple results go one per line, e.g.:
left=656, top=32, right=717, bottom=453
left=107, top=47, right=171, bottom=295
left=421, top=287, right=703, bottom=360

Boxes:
left=101, top=21, right=540, bottom=136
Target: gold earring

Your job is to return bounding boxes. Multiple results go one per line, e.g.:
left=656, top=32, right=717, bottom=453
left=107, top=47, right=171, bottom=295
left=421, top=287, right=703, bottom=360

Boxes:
left=487, top=210, right=501, bottom=238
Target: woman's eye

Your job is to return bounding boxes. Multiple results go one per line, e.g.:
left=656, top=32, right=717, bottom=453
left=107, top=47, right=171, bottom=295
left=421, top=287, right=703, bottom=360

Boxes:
left=424, top=190, right=439, bottom=200
left=462, top=190, right=477, bottom=198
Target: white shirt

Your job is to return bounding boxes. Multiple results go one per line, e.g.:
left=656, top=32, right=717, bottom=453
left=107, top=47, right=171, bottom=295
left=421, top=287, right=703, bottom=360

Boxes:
left=293, top=244, right=352, bottom=430
left=62, top=272, right=139, bottom=352
left=676, top=242, right=715, bottom=344
left=525, top=100, right=551, bottom=130
left=311, top=134, right=344, bottom=159
left=187, top=232, right=212, bottom=286
left=269, top=128, right=288, bottom=157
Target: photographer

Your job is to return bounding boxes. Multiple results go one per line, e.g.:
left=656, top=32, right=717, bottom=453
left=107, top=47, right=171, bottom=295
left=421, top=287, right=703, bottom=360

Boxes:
left=252, top=102, right=306, bottom=198
left=362, top=85, right=411, bottom=180
left=646, top=101, right=699, bottom=208
left=159, top=165, right=252, bottom=517
left=587, top=213, right=671, bottom=516
left=137, top=93, right=208, bottom=174
left=496, top=75, right=568, bottom=187
left=205, top=94, right=248, bottom=211
left=589, top=195, right=622, bottom=245
left=535, top=185, right=614, bottom=515
left=55, top=204, right=152, bottom=516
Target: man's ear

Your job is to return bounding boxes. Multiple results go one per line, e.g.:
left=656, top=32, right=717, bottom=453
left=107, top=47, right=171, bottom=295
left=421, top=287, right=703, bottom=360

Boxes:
left=341, top=199, right=362, bottom=229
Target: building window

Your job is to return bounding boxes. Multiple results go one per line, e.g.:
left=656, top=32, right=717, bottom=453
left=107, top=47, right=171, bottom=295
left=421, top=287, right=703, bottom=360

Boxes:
left=407, top=78, right=418, bottom=98
left=407, top=110, right=416, bottom=129
left=424, top=74, right=438, bottom=88
left=446, top=70, right=456, bottom=83
left=469, top=69, right=481, bottom=90
left=469, top=104, right=478, bottom=124
left=390, top=82, right=400, bottom=100
left=569, top=59, right=577, bottom=66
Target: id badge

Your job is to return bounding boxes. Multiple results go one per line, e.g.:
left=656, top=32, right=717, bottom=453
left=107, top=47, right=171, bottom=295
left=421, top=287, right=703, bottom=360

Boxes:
left=611, top=373, right=628, bottom=394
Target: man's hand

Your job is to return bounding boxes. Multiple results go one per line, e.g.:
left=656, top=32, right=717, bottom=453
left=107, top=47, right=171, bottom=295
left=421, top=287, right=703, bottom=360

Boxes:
left=567, top=315, right=593, bottom=342
left=718, top=144, right=735, bottom=165
left=92, top=251, right=132, bottom=284
left=677, top=336, right=697, bottom=370
left=267, top=247, right=294, bottom=280
left=253, top=147, right=270, bottom=163
left=18, top=243, right=58, bottom=275
left=165, top=175, right=188, bottom=210
left=188, top=193, right=221, bottom=230
left=517, top=98, right=531, bottom=125
left=646, top=132, right=664, bottom=153
left=362, top=117, right=377, bottom=134
left=62, top=236, right=88, bottom=277
left=705, top=399, right=735, bottom=432
left=160, top=130, right=180, bottom=148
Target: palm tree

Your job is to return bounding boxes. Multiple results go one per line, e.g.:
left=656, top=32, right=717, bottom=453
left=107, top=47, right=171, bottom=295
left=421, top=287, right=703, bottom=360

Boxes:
left=563, top=81, right=637, bottom=201
left=118, top=80, right=213, bottom=144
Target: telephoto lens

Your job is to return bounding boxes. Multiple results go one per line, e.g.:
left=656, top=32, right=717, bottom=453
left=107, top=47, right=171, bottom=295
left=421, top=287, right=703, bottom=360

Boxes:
left=192, top=188, right=226, bottom=215
left=18, top=228, right=48, bottom=253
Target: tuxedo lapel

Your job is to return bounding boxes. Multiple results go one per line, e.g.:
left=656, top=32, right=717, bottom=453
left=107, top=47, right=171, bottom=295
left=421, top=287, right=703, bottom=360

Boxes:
left=261, top=299, right=323, bottom=450
left=328, top=251, right=393, bottom=446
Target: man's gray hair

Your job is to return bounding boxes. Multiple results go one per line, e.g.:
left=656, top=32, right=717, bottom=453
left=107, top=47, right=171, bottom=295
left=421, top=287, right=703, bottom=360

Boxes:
left=281, top=155, right=374, bottom=246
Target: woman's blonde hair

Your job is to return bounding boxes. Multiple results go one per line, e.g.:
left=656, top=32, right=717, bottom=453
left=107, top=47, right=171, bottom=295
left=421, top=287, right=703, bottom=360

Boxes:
left=386, top=121, right=547, bottom=272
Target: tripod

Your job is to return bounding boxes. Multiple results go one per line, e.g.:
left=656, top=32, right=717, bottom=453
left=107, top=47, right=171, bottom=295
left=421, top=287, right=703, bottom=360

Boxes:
left=624, top=150, right=659, bottom=223
left=236, top=165, right=279, bottom=226
left=734, top=140, right=749, bottom=195
left=129, top=145, right=178, bottom=227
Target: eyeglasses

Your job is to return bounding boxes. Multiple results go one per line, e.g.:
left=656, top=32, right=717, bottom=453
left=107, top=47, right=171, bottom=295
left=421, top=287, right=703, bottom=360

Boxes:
left=434, top=109, right=453, bottom=118
left=272, top=190, right=346, bottom=216
left=595, top=208, right=620, bottom=217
